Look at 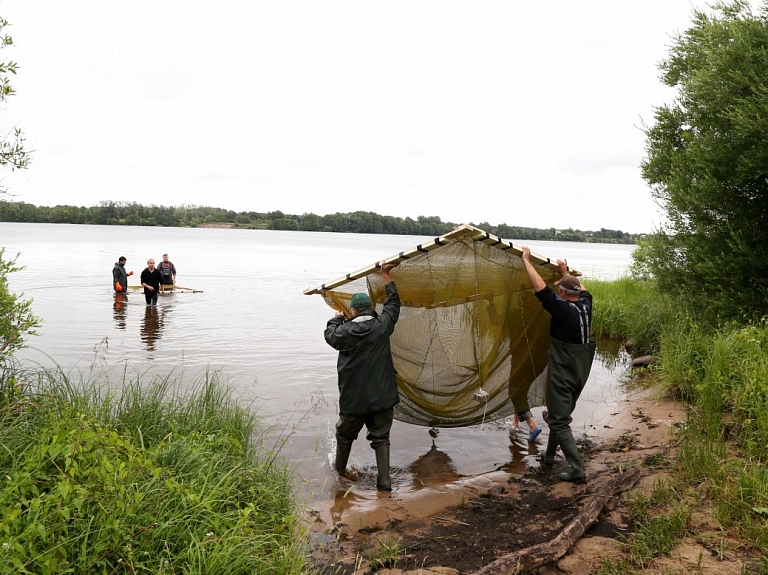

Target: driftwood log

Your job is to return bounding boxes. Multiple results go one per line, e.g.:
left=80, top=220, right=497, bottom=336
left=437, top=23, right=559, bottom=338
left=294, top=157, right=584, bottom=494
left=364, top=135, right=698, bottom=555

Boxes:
left=630, top=355, right=655, bottom=368
left=471, top=468, right=643, bottom=575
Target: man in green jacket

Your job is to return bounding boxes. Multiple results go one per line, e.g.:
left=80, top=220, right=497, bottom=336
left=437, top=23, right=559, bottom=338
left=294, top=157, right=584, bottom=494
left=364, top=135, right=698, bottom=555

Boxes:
left=112, top=256, right=130, bottom=293
left=324, top=260, right=400, bottom=491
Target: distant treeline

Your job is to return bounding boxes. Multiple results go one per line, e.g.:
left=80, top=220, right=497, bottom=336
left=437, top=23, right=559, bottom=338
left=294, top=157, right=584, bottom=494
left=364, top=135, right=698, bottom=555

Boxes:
left=0, top=200, right=641, bottom=244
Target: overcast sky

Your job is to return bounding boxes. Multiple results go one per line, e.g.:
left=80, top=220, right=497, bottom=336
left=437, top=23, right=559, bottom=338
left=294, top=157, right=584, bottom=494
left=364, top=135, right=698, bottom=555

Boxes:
left=0, top=1, right=723, bottom=233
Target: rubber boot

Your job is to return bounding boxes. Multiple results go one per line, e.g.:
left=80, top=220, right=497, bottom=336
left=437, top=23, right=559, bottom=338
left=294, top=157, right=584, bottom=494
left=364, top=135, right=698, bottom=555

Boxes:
left=541, top=433, right=557, bottom=466
left=558, top=436, right=586, bottom=482
left=334, top=442, right=352, bottom=476
left=374, top=444, right=392, bottom=491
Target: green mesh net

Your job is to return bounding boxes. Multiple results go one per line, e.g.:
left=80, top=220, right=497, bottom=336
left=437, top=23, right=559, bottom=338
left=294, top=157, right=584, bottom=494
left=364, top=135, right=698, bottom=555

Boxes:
left=306, top=225, right=566, bottom=428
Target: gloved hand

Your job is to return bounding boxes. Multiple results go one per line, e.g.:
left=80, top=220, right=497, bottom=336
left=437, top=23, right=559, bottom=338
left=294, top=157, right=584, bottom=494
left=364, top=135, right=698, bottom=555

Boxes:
left=128, top=271, right=134, bottom=276
left=115, top=282, right=123, bottom=292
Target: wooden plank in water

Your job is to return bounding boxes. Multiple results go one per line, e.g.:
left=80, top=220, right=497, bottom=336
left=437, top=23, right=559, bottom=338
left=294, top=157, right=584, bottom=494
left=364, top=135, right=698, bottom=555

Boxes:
left=126, top=285, right=203, bottom=293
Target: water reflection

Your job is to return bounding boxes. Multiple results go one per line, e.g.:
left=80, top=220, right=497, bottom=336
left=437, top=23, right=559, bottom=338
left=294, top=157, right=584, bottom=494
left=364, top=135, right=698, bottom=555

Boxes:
left=113, top=293, right=128, bottom=330
left=141, top=305, right=166, bottom=352
left=595, top=336, right=629, bottom=370
left=408, top=442, right=462, bottom=488
left=330, top=487, right=357, bottom=526
left=497, top=429, right=540, bottom=474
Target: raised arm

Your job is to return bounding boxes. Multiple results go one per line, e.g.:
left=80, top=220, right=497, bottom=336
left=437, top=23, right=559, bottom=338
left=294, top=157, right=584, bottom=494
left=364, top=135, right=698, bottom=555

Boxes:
left=381, top=260, right=399, bottom=284
left=521, top=247, right=546, bottom=292
left=556, top=258, right=586, bottom=290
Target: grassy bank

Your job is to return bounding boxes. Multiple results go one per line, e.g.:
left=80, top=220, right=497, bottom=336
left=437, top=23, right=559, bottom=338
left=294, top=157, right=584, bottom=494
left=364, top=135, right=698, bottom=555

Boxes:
left=587, top=277, right=679, bottom=356
left=589, top=278, right=768, bottom=573
left=0, top=366, right=306, bottom=574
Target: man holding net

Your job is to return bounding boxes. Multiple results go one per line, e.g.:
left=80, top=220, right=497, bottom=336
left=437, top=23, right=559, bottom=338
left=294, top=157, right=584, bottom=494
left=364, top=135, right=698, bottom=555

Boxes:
left=521, top=247, right=596, bottom=482
left=324, top=260, right=401, bottom=491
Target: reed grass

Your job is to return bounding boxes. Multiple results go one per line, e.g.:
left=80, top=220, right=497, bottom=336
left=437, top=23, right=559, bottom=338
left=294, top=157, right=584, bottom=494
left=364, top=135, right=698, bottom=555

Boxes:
left=0, top=363, right=306, bottom=574
left=587, top=277, right=679, bottom=356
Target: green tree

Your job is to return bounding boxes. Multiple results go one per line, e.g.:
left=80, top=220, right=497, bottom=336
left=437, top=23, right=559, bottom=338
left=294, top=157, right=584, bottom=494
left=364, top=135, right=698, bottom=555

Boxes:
left=638, top=0, right=768, bottom=320
left=299, top=212, right=323, bottom=231
left=0, top=14, right=37, bottom=362
left=0, top=16, right=30, bottom=194
left=0, top=249, right=39, bottom=360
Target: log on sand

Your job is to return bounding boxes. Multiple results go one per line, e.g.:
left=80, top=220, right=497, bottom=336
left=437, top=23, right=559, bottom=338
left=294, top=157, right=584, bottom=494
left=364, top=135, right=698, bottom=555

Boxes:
left=471, top=469, right=643, bottom=575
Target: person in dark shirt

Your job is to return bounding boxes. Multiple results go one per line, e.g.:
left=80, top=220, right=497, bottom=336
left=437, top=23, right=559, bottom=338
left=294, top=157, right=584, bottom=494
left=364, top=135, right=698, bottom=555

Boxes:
left=521, top=247, right=596, bottom=482
left=324, top=260, right=401, bottom=491
left=157, top=253, right=176, bottom=286
left=140, top=259, right=163, bottom=305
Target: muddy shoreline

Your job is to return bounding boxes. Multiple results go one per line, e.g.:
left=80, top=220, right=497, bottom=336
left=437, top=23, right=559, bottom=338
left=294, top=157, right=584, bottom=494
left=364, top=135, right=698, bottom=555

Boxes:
left=307, top=393, right=757, bottom=574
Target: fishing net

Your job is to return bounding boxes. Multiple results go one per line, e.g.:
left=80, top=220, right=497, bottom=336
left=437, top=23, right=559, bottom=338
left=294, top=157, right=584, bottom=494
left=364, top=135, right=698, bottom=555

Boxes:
left=306, top=225, right=566, bottom=428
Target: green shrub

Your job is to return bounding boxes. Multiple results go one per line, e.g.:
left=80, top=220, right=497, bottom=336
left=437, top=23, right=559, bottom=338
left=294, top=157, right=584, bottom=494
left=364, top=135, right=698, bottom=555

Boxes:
left=0, top=368, right=305, bottom=574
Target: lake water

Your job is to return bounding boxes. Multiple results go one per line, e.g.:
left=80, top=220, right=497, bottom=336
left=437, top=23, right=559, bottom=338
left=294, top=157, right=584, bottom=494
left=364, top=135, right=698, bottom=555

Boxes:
left=1, top=222, right=636, bottom=508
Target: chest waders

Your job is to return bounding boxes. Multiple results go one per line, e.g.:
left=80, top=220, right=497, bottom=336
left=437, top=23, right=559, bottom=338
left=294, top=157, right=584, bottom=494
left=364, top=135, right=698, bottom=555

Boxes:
left=543, top=336, right=596, bottom=481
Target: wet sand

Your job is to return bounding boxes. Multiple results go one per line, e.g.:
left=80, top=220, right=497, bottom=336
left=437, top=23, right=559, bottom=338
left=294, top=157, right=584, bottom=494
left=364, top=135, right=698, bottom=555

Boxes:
left=308, top=392, right=763, bottom=575
left=307, top=386, right=677, bottom=542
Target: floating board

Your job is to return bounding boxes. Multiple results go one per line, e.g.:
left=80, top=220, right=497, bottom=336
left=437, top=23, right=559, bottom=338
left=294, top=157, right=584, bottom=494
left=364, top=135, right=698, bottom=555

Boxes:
left=305, top=224, right=579, bottom=428
left=127, top=285, right=203, bottom=293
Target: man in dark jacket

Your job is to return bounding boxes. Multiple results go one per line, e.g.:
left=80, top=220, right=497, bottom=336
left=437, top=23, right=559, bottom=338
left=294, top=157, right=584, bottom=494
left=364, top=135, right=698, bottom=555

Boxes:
left=113, top=256, right=130, bottom=293
left=521, top=247, right=596, bottom=482
left=324, top=260, right=401, bottom=491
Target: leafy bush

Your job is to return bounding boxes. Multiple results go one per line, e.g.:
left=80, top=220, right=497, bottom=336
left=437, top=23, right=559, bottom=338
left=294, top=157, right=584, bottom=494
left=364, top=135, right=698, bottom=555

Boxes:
left=0, top=249, right=40, bottom=364
left=0, top=368, right=305, bottom=574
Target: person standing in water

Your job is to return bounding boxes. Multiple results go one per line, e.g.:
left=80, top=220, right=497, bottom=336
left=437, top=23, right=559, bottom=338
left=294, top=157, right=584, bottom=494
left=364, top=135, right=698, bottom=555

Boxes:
left=325, top=260, right=401, bottom=491
left=521, top=247, right=595, bottom=482
left=157, top=253, right=176, bottom=287
left=140, top=259, right=163, bottom=305
left=112, top=256, right=133, bottom=292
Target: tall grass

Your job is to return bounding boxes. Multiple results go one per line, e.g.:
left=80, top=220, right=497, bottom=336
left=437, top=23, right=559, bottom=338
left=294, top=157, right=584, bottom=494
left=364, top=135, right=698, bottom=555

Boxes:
left=590, top=278, right=768, bottom=554
left=662, top=323, right=768, bottom=547
left=587, top=277, right=679, bottom=356
left=0, top=364, right=306, bottom=574
left=659, top=322, right=768, bottom=461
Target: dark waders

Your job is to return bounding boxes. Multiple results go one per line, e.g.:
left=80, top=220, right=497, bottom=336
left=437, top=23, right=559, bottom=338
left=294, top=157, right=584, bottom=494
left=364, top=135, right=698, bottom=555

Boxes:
left=334, top=408, right=394, bottom=491
left=543, top=337, right=596, bottom=482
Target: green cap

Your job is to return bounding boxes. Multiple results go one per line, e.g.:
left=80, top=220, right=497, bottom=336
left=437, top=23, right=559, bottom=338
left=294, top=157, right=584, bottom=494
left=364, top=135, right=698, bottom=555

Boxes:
left=350, top=292, right=372, bottom=310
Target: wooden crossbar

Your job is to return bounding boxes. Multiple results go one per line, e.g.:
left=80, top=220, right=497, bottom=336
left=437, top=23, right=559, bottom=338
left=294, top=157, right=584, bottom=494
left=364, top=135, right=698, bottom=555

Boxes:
left=303, top=223, right=571, bottom=296
left=126, top=285, right=202, bottom=293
